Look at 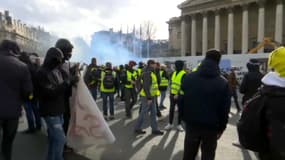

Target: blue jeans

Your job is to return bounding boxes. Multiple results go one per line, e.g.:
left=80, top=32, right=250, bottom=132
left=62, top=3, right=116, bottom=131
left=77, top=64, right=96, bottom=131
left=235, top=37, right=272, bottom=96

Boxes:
left=159, top=91, right=166, bottom=107
left=44, top=116, right=66, bottom=160
left=24, top=100, right=41, bottom=130
left=134, top=97, right=159, bottom=131
left=89, top=87, right=97, bottom=101
left=102, top=92, right=115, bottom=116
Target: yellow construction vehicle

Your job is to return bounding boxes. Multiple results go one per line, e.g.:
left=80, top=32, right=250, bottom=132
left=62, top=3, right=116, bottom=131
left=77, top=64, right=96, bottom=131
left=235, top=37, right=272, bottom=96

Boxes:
left=248, top=37, right=281, bottom=54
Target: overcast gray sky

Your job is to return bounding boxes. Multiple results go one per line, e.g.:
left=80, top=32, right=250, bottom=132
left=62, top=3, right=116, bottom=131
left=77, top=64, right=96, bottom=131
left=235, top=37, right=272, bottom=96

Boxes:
left=0, top=0, right=185, bottom=42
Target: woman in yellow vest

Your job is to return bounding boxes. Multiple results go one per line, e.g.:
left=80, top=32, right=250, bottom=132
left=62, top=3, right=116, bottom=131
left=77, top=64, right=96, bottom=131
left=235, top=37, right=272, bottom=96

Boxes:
left=134, top=60, right=164, bottom=135
left=165, top=60, right=186, bottom=132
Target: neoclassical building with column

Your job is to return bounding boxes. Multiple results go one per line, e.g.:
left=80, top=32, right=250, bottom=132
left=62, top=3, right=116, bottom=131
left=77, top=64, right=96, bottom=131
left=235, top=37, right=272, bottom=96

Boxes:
left=168, top=0, right=285, bottom=56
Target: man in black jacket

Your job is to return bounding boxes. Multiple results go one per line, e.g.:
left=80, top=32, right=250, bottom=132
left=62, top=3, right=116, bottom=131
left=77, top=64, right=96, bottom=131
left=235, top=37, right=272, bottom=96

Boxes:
left=240, top=59, right=263, bottom=105
left=19, top=52, right=42, bottom=133
left=55, top=39, right=78, bottom=152
left=0, top=40, right=33, bottom=160
left=84, top=57, right=100, bottom=101
left=181, top=50, right=231, bottom=160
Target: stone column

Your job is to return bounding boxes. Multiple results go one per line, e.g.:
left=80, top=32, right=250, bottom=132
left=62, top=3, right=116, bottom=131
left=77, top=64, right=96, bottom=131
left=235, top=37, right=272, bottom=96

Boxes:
left=275, top=0, right=283, bottom=43
left=202, top=12, right=208, bottom=55
left=181, top=18, right=187, bottom=57
left=0, top=12, right=3, bottom=22
left=214, top=10, right=221, bottom=50
left=242, top=5, right=249, bottom=54
left=257, top=2, right=265, bottom=52
left=191, top=15, right=197, bottom=56
left=227, top=8, right=234, bottom=55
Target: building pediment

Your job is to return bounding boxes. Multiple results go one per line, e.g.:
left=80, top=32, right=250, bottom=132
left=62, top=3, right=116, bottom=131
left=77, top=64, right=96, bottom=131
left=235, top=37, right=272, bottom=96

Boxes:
left=178, top=0, right=216, bottom=9
left=180, top=0, right=257, bottom=16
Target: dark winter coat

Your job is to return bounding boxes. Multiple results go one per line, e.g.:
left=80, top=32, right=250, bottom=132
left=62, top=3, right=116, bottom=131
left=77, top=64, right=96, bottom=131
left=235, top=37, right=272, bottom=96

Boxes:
left=0, top=50, right=33, bottom=119
left=260, top=72, right=285, bottom=156
left=181, top=59, right=231, bottom=133
left=261, top=86, right=285, bottom=155
left=84, top=64, right=100, bottom=88
left=37, top=48, right=66, bottom=117
left=141, top=66, right=155, bottom=99
left=240, top=66, right=263, bottom=104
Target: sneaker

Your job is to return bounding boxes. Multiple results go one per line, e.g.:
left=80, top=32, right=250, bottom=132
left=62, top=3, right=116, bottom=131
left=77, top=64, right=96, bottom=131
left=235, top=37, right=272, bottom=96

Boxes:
left=109, top=116, right=115, bottom=120
left=159, top=105, right=167, bottom=110
left=104, top=115, right=109, bottom=121
left=126, top=114, right=132, bottom=119
left=134, top=129, right=146, bottom=135
left=152, top=130, right=164, bottom=135
left=158, top=115, right=164, bottom=121
left=64, top=146, right=74, bottom=153
left=164, top=124, right=174, bottom=131
left=176, top=125, right=184, bottom=132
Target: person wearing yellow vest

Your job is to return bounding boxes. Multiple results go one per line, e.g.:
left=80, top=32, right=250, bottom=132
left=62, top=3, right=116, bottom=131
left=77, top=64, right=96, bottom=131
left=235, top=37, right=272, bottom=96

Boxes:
left=137, top=62, right=144, bottom=78
left=124, top=60, right=138, bottom=118
left=154, top=62, right=163, bottom=118
left=100, top=62, right=118, bottom=120
left=134, top=60, right=164, bottom=135
left=84, top=58, right=101, bottom=101
left=118, top=65, right=126, bottom=101
left=165, top=60, right=186, bottom=132
left=159, top=64, right=169, bottom=110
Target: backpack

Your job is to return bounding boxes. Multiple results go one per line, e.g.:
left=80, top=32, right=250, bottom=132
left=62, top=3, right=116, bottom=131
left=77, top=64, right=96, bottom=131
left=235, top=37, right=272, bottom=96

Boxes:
left=237, top=92, right=269, bottom=152
left=103, top=71, right=115, bottom=89
left=119, top=70, right=127, bottom=84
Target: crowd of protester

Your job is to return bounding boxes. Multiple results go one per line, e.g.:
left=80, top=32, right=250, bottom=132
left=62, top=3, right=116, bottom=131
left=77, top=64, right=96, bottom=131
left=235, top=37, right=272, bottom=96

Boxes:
left=0, top=38, right=284, bottom=160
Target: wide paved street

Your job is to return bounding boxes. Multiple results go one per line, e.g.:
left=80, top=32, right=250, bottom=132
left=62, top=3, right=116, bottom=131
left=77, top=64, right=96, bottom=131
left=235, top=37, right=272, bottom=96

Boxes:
left=11, top=95, right=259, bottom=160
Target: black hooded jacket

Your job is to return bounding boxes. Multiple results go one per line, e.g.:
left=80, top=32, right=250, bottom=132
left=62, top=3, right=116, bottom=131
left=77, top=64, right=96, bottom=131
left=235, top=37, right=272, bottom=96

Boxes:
left=0, top=50, right=33, bottom=119
left=261, top=83, right=285, bottom=153
left=37, top=48, right=66, bottom=117
left=181, top=59, right=231, bottom=132
left=240, top=63, right=263, bottom=104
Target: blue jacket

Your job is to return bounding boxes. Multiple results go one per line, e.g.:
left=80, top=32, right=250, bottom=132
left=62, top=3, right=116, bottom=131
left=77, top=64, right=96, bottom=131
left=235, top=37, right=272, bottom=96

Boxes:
left=181, top=59, right=231, bottom=132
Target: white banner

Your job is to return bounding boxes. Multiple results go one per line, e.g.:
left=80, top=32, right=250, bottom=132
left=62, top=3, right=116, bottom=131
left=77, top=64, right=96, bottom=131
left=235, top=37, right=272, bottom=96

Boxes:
left=67, top=75, right=115, bottom=151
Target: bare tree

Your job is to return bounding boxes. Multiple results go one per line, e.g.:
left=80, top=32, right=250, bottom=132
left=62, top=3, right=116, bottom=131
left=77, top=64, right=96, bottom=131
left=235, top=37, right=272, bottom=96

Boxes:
left=140, top=20, right=157, bottom=58
left=141, top=20, right=157, bottom=40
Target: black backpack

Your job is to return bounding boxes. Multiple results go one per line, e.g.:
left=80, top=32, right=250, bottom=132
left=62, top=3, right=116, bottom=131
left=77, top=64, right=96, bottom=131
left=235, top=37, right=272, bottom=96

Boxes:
left=237, top=92, right=269, bottom=152
left=119, top=70, right=127, bottom=84
left=103, top=71, right=115, bottom=89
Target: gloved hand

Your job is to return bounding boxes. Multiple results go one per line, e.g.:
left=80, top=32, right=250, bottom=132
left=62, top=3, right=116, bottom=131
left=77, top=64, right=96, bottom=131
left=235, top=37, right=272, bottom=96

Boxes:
left=70, top=75, right=79, bottom=86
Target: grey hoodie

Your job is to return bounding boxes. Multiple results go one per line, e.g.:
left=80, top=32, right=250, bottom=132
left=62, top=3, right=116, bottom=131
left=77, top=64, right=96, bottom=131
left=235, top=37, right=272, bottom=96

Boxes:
left=141, top=66, right=155, bottom=99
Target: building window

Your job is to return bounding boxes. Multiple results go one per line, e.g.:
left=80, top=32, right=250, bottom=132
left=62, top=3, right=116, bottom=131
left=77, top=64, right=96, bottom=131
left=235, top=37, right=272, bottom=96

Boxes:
left=177, top=32, right=181, bottom=39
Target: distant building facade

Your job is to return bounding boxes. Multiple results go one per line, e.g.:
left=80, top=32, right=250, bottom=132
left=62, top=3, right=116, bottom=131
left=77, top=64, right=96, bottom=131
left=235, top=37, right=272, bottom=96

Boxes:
left=92, top=29, right=169, bottom=58
left=0, top=10, right=56, bottom=55
left=168, top=0, right=285, bottom=56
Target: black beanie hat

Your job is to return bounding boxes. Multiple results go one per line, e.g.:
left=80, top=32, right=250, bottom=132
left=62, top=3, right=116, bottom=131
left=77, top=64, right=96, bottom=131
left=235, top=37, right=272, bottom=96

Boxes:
left=55, top=38, right=73, bottom=54
left=175, top=60, right=184, bottom=70
left=205, top=50, right=221, bottom=63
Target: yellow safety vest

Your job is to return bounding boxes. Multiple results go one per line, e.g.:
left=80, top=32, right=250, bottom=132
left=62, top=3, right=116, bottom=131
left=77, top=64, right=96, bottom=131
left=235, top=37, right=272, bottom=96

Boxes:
left=192, top=63, right=201, bottom=72
left=171, top=70, right=186, bottom=95
left=88, top=67, right=98, bottom=86
left=140, top=72, right=159, bottom=97
left=159, top=70, right=168, bottom=87
left=125, top=70, right=135, bottom=89
left=137, top=68, right=143, bottom=77
left=100, top=71, right=116, bottom=93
